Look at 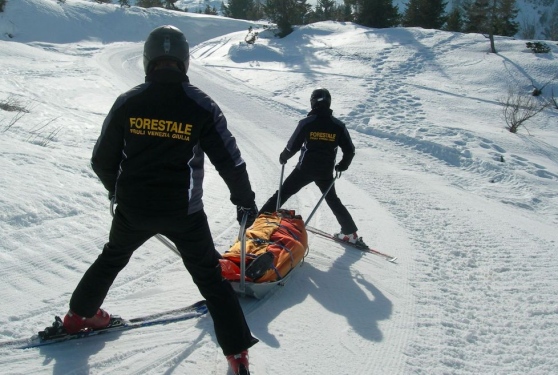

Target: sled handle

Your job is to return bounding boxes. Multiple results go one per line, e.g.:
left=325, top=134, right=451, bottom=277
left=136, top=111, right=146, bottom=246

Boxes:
left=276, top=164, right=285, bottom=212
left=238, top=211, right=249, bottom=294
left=110, top=198, right=181, bottom=256
left=304, top=171, right=341, bottom=227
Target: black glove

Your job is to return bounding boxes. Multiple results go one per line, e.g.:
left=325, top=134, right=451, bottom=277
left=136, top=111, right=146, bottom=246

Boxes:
left=335, top=163, right=348, bottom=172
left=108, top=191, right=115, bottom=201
left=279, top=150, right=289, bottom=165
left=237, top=203, right=258, bottom=227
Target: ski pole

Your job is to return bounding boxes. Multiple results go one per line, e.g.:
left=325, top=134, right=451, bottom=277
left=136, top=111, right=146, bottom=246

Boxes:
left=304, top=171, right=341, bottom=227
left=238, top=211, right=249, bottom=294
left=110, top=198, right=180, bottom=256
left=276, top=164, right=285, bottom=212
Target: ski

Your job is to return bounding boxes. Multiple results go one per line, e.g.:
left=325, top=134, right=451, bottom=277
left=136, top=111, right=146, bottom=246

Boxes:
left=306, top=226, right=398, bottom=263
left=0, top=300, right=208, bottom=349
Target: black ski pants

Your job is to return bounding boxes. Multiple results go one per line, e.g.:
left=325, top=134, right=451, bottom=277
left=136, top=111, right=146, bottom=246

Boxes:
left=259, top=167, right=358, bottom=234
left=69, top=206, right=258, bottom=356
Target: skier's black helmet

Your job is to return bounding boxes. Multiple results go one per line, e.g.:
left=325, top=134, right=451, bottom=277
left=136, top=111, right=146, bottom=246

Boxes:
left=143, top=25, right=189, bottom=74
left=310, top=88, right=331, bottom=109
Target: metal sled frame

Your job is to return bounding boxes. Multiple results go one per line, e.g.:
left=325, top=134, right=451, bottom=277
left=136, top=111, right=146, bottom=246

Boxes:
left=230, top=264, right=304, bottom=299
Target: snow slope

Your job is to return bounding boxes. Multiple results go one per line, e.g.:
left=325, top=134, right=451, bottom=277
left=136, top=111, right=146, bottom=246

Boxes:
left=1, top=1, right=557, bottom=374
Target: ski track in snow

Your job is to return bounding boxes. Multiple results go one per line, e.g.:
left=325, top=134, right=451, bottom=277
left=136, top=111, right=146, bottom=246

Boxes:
left=351, top=141, right=558, bottom=374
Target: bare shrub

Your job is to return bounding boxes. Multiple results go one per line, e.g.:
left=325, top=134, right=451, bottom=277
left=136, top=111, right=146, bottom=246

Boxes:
left=499, top=88, right=550, bottom=133
left=1, top=96, right=31, bottom=132
left=1, top=96, right=59, bottom=146
left=0, top=95, right=29, bottom=112
left=27, top=118, right=62, bottom=147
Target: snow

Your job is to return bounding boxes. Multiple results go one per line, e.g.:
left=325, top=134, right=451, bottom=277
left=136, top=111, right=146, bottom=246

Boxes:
left=1, top=0, right=558, bottom=374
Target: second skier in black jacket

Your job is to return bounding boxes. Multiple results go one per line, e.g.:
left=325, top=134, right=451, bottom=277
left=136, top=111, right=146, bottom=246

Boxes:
left=259, top=88, right=363, bottom=244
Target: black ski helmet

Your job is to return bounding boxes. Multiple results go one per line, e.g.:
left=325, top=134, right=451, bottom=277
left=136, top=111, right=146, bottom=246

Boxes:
left=143, top=25, right=189, bottom=74
left=310, top=88, right=331, bottom=109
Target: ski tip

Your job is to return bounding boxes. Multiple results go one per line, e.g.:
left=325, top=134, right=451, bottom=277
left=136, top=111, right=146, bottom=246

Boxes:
left=388, top=257, right=398, bottom=263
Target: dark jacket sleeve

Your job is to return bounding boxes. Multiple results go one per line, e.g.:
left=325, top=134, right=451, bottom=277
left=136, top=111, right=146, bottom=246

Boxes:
left=199, top=101, right=255, bottom=208
left=336, top=124, right=356, bottom=170
left=283, top=118, right=307, bottom=158
left=90, top=97, right=126, bottom=192
left=218, top=163, right=255, bottom=207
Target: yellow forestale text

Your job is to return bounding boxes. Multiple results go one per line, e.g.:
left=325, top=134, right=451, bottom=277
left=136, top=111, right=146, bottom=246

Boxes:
left=309, top=132, right=336, bottom=141
left=130, top=117, right=193, bottom=135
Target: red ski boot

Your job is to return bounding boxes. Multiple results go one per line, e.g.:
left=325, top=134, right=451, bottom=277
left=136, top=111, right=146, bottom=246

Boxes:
left=63, top=308, right=111, bottom=334
left=226, top=350, right=250, bottom=375
left=334, top=231, right=359, bottom=244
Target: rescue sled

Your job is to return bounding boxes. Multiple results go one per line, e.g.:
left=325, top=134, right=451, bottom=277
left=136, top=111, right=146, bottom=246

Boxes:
left=220, top=208, right=308, bottom=299
left=219, top=167, right=339, bottom=299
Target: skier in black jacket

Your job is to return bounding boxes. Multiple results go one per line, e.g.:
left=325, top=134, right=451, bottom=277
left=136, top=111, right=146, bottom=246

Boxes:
left=259, top=88, right=364, bottom=246
left=63, top=25, right=257, bottom=375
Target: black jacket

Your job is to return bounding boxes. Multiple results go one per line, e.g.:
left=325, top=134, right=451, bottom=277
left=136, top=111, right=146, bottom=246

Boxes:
left=281, top=107, right=355, bottom=177
left=91, top=68, right=255, bottom=215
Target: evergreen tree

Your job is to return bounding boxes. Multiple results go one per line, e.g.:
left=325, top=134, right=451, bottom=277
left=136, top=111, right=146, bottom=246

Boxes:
left=462, top=0, right=518, bottom=53
left=444, top=6, right=463, bottom=32
left=463, top=0, right=518, bottom=36
left=204, top=4, right=218, bottom=14
left=462, top=0, right=495, bottom=51
left=352, top=0, right=400, bottom=28
left=136, top=0, right=163, bottom=7
left=315, top=0, right=336, bottom=21
left=462, top=0, right=489, bottom=33
left=339, top=0, right=353, bottom=22
left=222, top=0, right=256, bottom=19
left=402, top=0, right=447, bottom=29
left=263, top=0, right=311, bottom=37
left=249, top=0, right=264, bottom=20
left=493, top=0, right=519, bottom=36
